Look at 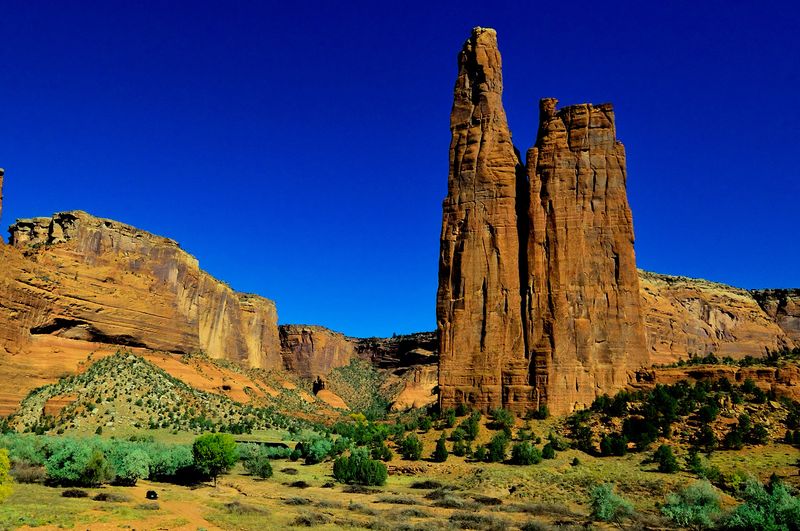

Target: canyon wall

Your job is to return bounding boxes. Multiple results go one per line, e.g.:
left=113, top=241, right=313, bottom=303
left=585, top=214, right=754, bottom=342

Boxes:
left=0, top=210, right=283, bottom=410
left=278, top=325, right=359, bottom=378
left=753, top=289, right=800, bottom=346
left=640, top=272, right=793, bottom=365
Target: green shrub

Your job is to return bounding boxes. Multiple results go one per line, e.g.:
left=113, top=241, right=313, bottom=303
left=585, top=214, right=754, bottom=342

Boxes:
left=0, top=449, right=12, bottom=502
left=419, top=417, right=433, bottom=433
left=511, top=441, right=541, bottom=465
left=400, top=434, right=423, bottom=461
left=192, top=433, right=238, bottom=486
left=46, top=441, right=113, bottom=487
left=661, top=480, right=721, bottom=529
left=473, top=446, right=487, bottom=462
left=243, top=449, right=273, bottom=479
left=432, top=433, right=449, bottom=462
left=460, top=412, right=480, bottom=441
left=452, top=440, right=466, bottom=457
left=148, top=444, right=193, bottom=480
left=723, top=478, right=800, bottom=530
left=600, top=433, right=628, bottom=456
left=443, top=409, right=456, bottom=428
left=491, top=408, right=515, bottom=436
left=654, top=444, right=679, bottom=473
left=109, top=446, right=150, bottom=486
left=332, top=448, right=387, bottom=486
left=486, top=433, right=509, bottom=463
left=371, top=442, right=392, bottom=462
left=303, top=438, right=332, bottom=465
left=590, top=483, right=633, bottom=522
left=541, top=443, right=555, bottom=460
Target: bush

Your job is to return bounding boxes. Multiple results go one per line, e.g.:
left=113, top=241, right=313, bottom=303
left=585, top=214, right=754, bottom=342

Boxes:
left=654, top=444, right=679, bottom=473
left=661, top=480, right=721, bottom=529
left=723, top=478, right=800, bottom=530
left=192, top=433, right=238, bottom=486
left=10, top=461, right=46, bottom=484
left=460, top=412, right=481, bottom=441
left=108, top=445, right=150, bottom=486
left=590, top=483, right=633, bottom=522
left=491, top=408, right=515, bottom=435
left=486, top=433, right=509, bottom=463
left=541, top=443, right=555, bottom=460
left=0, top=449, right=12, bottom=502
left=473, top=446, right=487, bottom=462
left=443, top=409, right=456, bottom=428
left=147, top=444, right=193, bottom=480
left=46, top=441, right=113, bottom=487
left=600, top=433, right=628, bottom=456
left=370, top=442, right=392, bottom=462
left=243, top=447, right=273, bottom=479
left=432, top=433, right=448, bottom=462
left=61, top=488, right=88, bottom=498
left=303, top=438, right=332, bottom=465
left=332, top=448, right=387, bottom=486
left=400, top=434, right=423, bottom=461
left=510, top=441, right=541, bottom=465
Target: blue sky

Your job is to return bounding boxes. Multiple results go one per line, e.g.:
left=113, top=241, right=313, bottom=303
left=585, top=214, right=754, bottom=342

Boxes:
left=1, top=1, right=797, bottom=337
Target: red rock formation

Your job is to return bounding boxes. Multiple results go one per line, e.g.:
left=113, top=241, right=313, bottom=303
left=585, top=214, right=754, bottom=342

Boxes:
left=641, top=272, right=793, bottom=364
left=437, top=27, right=528, bottom=413
left=278, top=325, right=359, bottom=378
left=633, top=364, right=800, bottom=402
left=1, top=211, right=281, bottom=367
left=753, top=289, right=800, bottom=346
left=525, top=99, right=649, bottom=412
left=438, top=29, right=648, bottom=415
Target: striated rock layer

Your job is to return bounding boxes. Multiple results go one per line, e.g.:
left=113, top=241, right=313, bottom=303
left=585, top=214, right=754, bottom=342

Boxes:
left=753, top=289, right=800, bottom=346
left=438, top=28, right=648, bottom=415
left=0, top=211, right=282, bottom=375
left=640, top=271, right=794, bottom=365
left=278, top=325, right=360, bottom=379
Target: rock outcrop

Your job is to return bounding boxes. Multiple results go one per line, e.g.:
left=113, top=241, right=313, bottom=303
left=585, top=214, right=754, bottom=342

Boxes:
left=525, top=99, right=648, bottom=413
left=640, top=272, right=794, bottom=364
left=438, top=28, right=648, bottom=415
left=753, top=289, right=800, bottom=345
left=0, top=210, right=282, bottom=411
left=278, top=325, right=360, bottom=379
left=437, top=27, right=528, bottom=413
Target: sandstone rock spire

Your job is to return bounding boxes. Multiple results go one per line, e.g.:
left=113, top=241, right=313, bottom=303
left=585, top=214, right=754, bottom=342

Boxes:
left=438, top=30, right=651, bottom=415
left=437, top=27, right=530, bottom=413
left=526, top=98, right=649, bottom=412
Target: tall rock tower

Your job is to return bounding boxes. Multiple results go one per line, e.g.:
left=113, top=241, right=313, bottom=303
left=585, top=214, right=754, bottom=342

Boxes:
left=526, top=99, right=648, bottom=413
left=437, top=29, right=649, bottom=415
left=437, top=27, right=530, bottom=413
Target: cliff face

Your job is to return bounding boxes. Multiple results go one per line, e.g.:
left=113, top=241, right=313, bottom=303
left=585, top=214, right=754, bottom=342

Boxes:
left=278, top=325, right=359, bottom=378
left=753, top=289, right=800, bottom=345
left=525, top=99, right=648, bottom=412
left=640, top=272, right=793, bottom=365
left=436, top=27, right=528, bottom=413
left=438, top=28, right=648, bottom=415
left=1, top=211, right=281, bottom=368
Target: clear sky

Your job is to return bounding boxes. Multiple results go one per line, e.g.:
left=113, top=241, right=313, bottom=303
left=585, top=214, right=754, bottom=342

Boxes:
left=1, top=1, right=797, bottom=337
